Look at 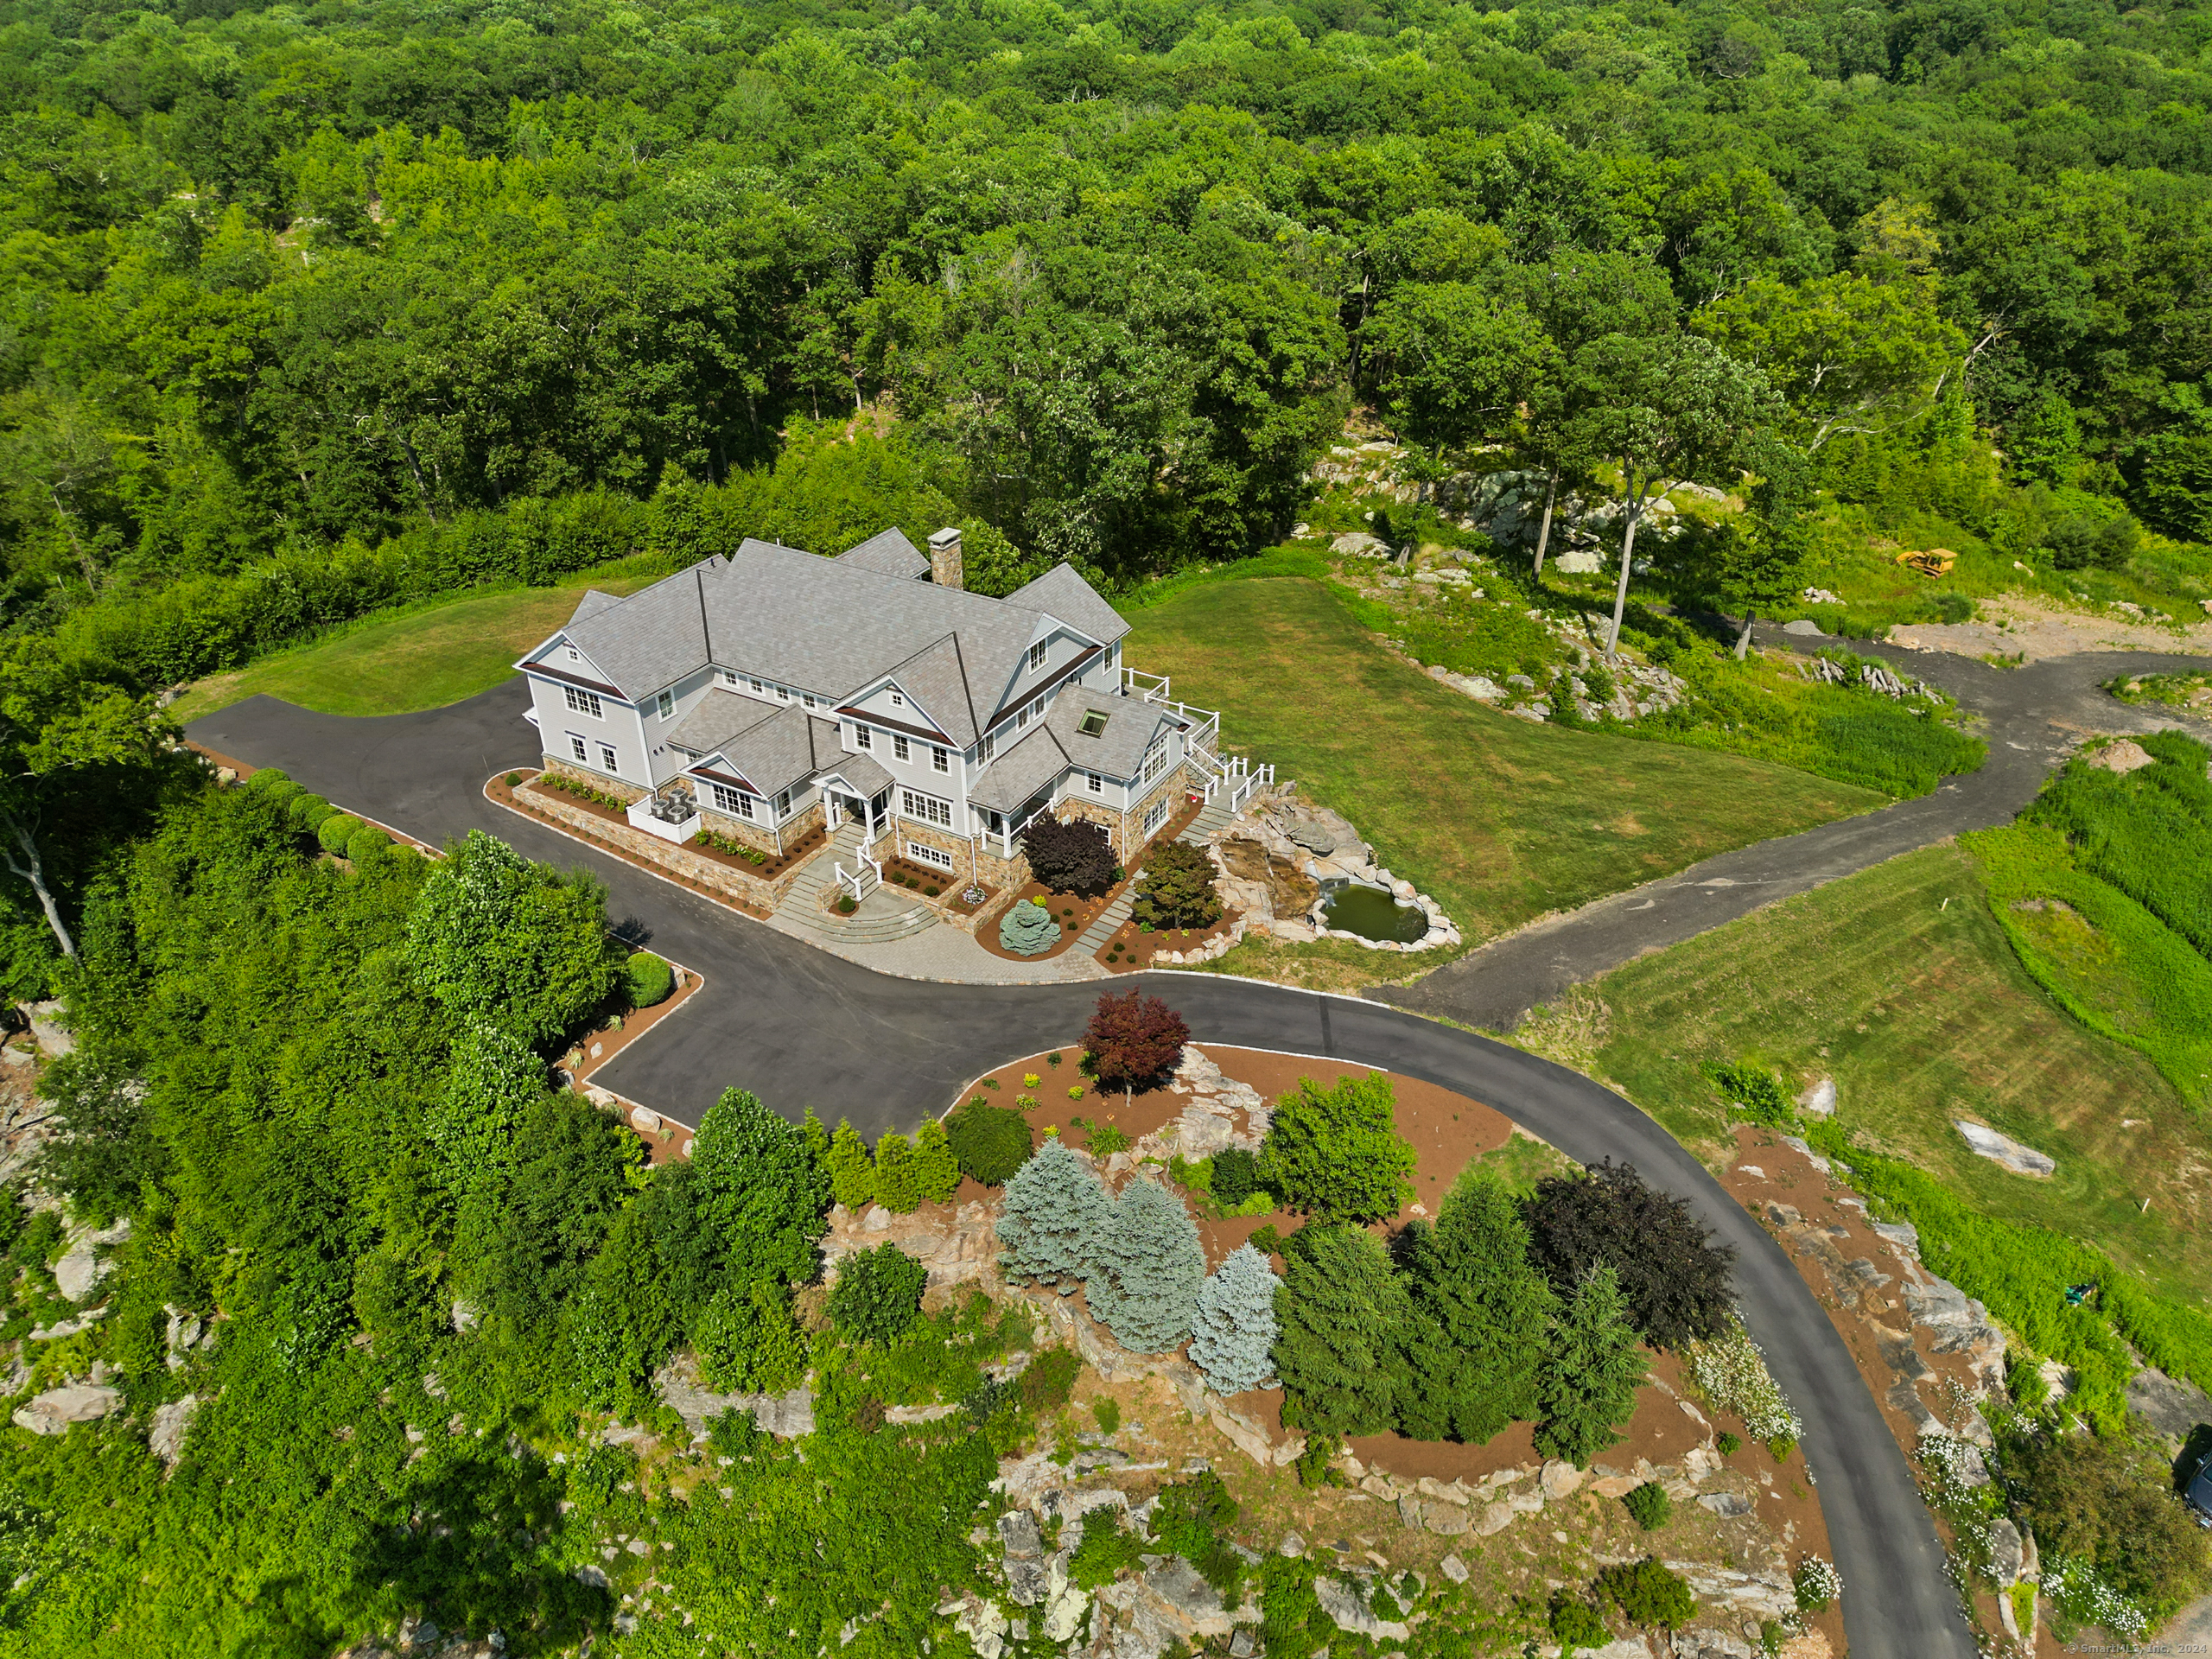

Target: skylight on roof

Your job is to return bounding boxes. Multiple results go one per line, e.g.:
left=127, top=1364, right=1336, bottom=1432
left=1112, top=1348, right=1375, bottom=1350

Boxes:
left=1077, top=709, right=1110, bottom=738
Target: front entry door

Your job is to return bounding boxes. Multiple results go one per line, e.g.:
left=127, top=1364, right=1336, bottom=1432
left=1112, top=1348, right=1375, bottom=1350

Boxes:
left=836, top=793, right=867, bottom=831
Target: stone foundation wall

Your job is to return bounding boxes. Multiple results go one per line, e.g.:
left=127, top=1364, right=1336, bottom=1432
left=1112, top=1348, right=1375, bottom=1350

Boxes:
left=518, top=782, right=804, bottom=910
left=695, top=804, right=780, bottom=860
left=540, top=755, right=647, bottom=805
left=889, top=816, right=1024, bottom=934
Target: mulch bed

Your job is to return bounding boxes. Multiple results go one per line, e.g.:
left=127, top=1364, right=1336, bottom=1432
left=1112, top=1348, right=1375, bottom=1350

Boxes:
left=1096, top=906, right=1240, bottom=971
left=975, top=879, right=1116, bottom=962
left=485, top=771, right=777, bottom=919
left=873, top=855, right=995, bottom=915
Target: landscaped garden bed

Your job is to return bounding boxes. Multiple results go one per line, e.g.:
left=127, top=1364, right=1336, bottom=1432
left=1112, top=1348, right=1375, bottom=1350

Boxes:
left=1097, top=906, right=1241, bottom=971
left=976, top=880, right=1112, bottom=961
left=506, top=768, right=825, bottom=880
left=485, top=768, right=781, bottom=918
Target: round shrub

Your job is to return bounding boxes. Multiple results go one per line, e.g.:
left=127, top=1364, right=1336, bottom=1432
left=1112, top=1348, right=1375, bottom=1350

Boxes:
left=1211, top=1147, right=1260, bottom=1206
left=827, top=1243, right=928, bottom=1345
left=345, top=825, right=391, bottom=864
left=625, top=950, right=674, bottom=1008
left=304, top=801, right=340, bottom=831
left=317, top=814, right=364, bottom=855
left=947, top=1101, right=1033, bottom=1185
left=285, top=790, right=325, bottom=824
left=245, top=767, right=290, bottom=791
left=261, top=779, right=302, bottom=811
left=1622, top=1479, right=1672, bottom=1531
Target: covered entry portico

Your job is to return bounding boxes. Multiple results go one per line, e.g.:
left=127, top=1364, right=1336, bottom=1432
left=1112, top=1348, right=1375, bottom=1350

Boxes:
left=819, top=760, right=895, bottom=846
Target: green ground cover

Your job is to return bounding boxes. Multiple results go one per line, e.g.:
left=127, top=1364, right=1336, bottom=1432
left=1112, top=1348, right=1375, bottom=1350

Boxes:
left=1125, top=574, right=1886, bottom=978
left=168, top=563, right=666, bottom=723
left=1529, top=837, right=2212, bottom=1386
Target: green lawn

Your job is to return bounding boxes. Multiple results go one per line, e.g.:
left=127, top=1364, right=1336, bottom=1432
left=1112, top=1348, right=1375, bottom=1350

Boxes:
left=1545, top=842, right=2212, bottom=1305
left=1124, top=576, right=1885, bottom=972
left=169, top=569, right=665, bottom=723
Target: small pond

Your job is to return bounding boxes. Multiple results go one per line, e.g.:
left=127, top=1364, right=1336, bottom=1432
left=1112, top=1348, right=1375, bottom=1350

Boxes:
left=1319, top=879, right=1430, bottom=944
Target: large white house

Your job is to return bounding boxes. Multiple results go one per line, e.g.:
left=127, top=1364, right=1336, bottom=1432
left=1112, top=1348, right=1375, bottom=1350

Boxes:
left=516, top=526, right=1238, bottom=888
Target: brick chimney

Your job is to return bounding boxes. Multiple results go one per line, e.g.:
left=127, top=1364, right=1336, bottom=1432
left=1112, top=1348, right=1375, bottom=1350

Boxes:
left=929, top=526, right=963, bottom=591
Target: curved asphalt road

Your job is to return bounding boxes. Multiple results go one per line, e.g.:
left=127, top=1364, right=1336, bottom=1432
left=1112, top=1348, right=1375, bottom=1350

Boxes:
left=1382, top=638, right=2212, bottom=1030
left=192, top=682, right=1982, bottom=1659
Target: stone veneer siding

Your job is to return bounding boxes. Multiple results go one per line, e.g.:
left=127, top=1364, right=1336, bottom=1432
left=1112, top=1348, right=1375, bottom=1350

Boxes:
left=526, top=766, right=810, bottom=910
left=542, top=755, right=648, bottom=805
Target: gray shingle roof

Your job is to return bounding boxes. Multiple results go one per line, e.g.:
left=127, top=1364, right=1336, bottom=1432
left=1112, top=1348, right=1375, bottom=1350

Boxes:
left=1045, top=687, right=1180, bottom=781
left=665, top=687, right=777, bottom=759
left=969, top=725, right=1070, bottom=813
left=1005, top=563, right=1132, bottom=652
left=836, top=527, right=929, bottom=580
left=535, top=535, right=1126, bottom=755
left=818, top=750, right=894, bottom=796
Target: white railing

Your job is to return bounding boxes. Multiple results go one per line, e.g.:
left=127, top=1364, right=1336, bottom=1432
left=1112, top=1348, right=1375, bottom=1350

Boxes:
left=1192, top=751, right=1274, bottom=814
left=626, top=796, right=701, bottom=844
left=1122, top=667, right=1222, bottom=765
left=835, top=854, right=881, bottom=902
left=982, top=800, right=1054, bottom=862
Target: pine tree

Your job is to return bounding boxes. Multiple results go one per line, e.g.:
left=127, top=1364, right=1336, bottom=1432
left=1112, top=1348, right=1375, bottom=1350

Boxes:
left=998, top=1141, right=1113, bottom=1287
left=1404, top=1166, right=1557, bottom=1442
left=1534, top=1264, right=1646, bottom=1466
left=912, top=1118, right=960, bottom=1204
left=1271, top=1223, right=1409, bottom=1437
left=874, top=1131, right=919, bottom=1211
left=1190, top=1243, right=1281, bottom=1395
left=1087, top=1178, right=1205, bottom=1353
left=826, top=1118, right=875, bottom=1211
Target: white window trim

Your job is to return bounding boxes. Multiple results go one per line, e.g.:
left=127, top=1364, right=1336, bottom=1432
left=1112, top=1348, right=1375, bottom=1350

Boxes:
left=890, top=690, right=906, bottom=709
left=1086, top=771, right=1103, bottom=794
left=899, top=787, right=952, bottom=829
left=656, top=689, right=674, bottom=719
left=564, top=684, right=602, bottom=720
left=855, top=725, right=873, bottom=751
left=932, top=746, right=949, bottom=774
left=906, top=840, right=953, bottom=870
left=569, top=734, right=588, bottom=764
left=599, top=743, right=620, bottom=774
left=980, top=734, right=995, bottom=764
left=1028, top=641, right=1047, bottom=671
left=709, top=781, right=754, bottom=820
left=1144, top=798, right=1170, bottom=834
left=566, top=645, right=580, bottom=663
left=893, top=732, right=910, bottom=762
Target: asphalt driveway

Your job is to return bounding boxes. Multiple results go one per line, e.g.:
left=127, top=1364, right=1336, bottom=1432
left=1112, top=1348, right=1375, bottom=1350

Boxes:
left=188, top=683, right=1976, bottom=1659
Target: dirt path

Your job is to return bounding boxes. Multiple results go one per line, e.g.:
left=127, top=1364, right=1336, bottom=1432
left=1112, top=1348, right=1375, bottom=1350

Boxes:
left=1380, top=636, right=2211, bottom=1033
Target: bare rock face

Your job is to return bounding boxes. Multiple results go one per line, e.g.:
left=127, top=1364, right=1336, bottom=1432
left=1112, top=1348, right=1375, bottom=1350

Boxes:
left=1314, top=1575, right=1410, bottom=1641
left=2088, top=738, right=2155, bottom=774
left=13, top=1382, right=121, bottom=1434
left=54, top=1217, right=130, bottom=1305
left=1540, top=1458, right=1584, bottom=1499
left=822, top=1198, right=999, bottom=1288
left=148, top=1394, right=200, bottom=1470
left=652, top=1351, right=814, bottom=1441
left=2127, top=1366, right=2212, bottom=1442
left=1954, top=1119, right=2056, bottom=1178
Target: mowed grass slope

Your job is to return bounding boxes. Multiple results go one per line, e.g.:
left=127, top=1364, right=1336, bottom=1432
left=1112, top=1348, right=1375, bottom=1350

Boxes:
left=1569, top=843, right=2212, bottom=1304
left=169, top=569, right=664, bottom=723
left=1123, top=576, right=1885, bottom=949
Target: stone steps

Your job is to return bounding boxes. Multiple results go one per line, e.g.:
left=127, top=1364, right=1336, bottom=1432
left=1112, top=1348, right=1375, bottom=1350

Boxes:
left=1074, top=889, right=1134, bottom=955
left=777, top=827, right=938, bottom=943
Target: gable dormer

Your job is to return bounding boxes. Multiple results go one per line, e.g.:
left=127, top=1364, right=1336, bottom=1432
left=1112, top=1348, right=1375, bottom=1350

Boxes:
left=841, top=677, right=952, bottom=741
left=521, top=632, right=622, bottom=696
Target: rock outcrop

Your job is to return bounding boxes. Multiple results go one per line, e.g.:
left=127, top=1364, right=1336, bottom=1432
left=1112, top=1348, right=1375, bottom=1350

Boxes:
left=13, top=1382, right=122, bottom=1434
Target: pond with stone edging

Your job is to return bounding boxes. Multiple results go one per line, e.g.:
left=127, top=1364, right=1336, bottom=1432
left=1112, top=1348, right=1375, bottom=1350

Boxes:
left=1320, top=879, right=1430, bottom=944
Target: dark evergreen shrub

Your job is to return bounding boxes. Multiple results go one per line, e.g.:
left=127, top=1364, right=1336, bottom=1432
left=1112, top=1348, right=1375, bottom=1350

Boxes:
left=1211, top=1147, right=1260, bottom=1205
left=1597, top=1559, right=1696, bottom=1630
left=826, top=1243, right=927, bottom=1345
left=1523, top=1160, right=1736, bottom=1350
left=1623, top=1479, right=1673, bottom=1530
left=946, top=1100, right=1032, bottom=1185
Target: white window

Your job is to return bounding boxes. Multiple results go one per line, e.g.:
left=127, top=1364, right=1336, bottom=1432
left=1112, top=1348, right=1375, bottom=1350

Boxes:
left=1031, top=696, right=1045, bottom=719
left=890, top=690, right=906, bottom=709
left=722, top=669, right=739, bottom=687
left=1029, top=641, right=1047, bottom=671
left=1087, top=771, right=1103, bottom=794
left=980, top=734, right=995, bottom=763
left=566, top=645, right=579, bottom=663
left=1145, top=798, right=1170, bottom=835
left=855, top=725, right=873, bottom=751
left=1016, top=705, right=1031, bottom=731
left=803, top=693, right=817, bottom=709
left=932, top=746, right=949, bottom=774
left=749, top=677, right=764, bottom=694
left=656, top=689, right=674, bottom=719
left=906, top=841, right=953, bottom=870
left=1141, top=740, right=1171, bottom=783
left=775, top=684, right=790, bottom=702
left=893, top=732, right=910, bottom=762
left=774, top=789, right=791, bottom=817
left=709, top=782, right=754, bottom=820
left=599, top=743, right=620, bottom=774
left=564, top=685, right=601, bottom=719
left=569, top=734, right=588, bottom=764
left=900, top=788, right=952, bottom=828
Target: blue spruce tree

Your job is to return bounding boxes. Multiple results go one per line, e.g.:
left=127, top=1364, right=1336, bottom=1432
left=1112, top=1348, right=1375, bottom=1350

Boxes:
left=1190, top=1243, right=1281, bottom=1395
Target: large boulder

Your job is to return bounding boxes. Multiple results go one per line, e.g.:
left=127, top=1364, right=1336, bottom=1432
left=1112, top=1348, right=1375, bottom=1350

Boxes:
left=1954, top=1120, right=2055, bottom=1178
left=13, top=1382, right=121, bottom=1434
left=149, top=1395, right=200, bottom=1470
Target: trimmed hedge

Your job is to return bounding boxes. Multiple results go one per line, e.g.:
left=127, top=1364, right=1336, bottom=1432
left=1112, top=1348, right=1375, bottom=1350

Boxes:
left=284, top=791, right=324, bottom=825
left=262, top=780, right=303, bottom=812
left=625, top=951, right=674, bottom=1008
left=946, top=1100, right=1033, bottom=1185
left=317, top=814, right=365, bottom=855
left=345, top=826, right=391, bottom=863
left=244, top=767, right=289, bottom=790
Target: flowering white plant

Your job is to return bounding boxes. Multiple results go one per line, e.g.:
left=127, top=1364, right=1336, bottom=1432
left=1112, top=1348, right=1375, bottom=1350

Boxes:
left=1686, top=1314, right=1804, bottom=1442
